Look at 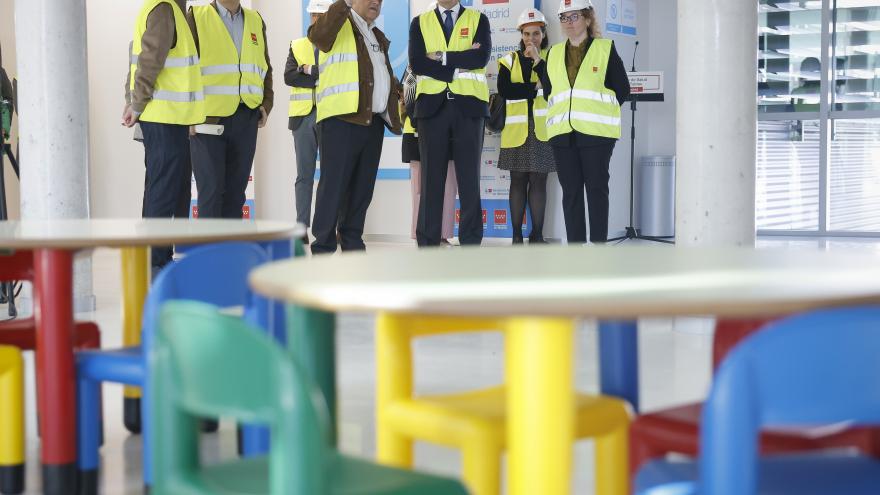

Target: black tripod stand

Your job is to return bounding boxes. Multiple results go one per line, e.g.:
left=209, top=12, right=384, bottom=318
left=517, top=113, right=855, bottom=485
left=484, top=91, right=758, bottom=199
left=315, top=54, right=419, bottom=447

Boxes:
left=608, top=41, right=673, bottom=245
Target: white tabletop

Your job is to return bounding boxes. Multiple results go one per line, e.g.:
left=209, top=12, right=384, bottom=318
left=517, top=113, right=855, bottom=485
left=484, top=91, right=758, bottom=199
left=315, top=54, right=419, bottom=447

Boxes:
left=250, top=245, right=880, bottom=318
left=0, top=219, right=302, bottom=249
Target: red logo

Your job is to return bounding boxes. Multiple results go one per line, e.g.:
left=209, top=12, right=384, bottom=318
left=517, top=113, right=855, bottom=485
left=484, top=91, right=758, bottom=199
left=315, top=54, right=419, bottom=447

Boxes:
left=192, top=205, right=199, bottom=218
left=242, top=205, right=251, bottom=219
left=455, top=209, right=461, bottom=223
left=564, top=0, right=571, bottom=5
left=460, top=27, right=469, bottom=38
left=494, top=209, right=507, bottom=225
left=250, top=33, right=258, bottom=45
left=593, top=66, right=599, bottom=72
left=481, top=209, right=488, bottom=225
left=632, top=87, right=644, bottom=93
left=529, top=12, right=535, bottom=18
left=484, top=0, right=508, bottom=5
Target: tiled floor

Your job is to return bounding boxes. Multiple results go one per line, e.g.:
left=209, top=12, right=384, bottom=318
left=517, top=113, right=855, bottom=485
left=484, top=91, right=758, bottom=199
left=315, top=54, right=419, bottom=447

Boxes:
left=5, top=236, right=880, bottom=494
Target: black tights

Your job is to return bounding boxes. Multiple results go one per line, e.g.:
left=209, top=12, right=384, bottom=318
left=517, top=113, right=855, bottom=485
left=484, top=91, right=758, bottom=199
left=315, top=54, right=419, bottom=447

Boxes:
left=509, top=171, right=548, bottom=241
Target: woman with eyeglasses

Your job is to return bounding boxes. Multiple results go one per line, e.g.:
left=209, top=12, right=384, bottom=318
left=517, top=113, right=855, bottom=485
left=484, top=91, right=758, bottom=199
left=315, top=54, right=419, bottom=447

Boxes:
left=497, top=8, right=556, bottom=245
left=533, top=0, right=630, bottom=244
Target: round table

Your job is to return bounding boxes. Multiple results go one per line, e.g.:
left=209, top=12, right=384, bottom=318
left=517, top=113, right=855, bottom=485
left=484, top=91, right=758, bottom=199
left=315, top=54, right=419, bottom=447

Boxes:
left=0, top=218, right=300, bottom=494
left=250, top=244, right=880, bottom=495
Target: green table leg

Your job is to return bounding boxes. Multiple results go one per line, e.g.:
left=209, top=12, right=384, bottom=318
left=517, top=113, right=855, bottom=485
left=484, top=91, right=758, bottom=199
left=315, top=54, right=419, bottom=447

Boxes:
left=285, top=304, right=337, bottom=445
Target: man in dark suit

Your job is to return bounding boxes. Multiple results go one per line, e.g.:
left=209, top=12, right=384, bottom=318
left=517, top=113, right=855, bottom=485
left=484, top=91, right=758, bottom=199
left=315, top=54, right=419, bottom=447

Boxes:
left=409, top=0, right=491, bottom=247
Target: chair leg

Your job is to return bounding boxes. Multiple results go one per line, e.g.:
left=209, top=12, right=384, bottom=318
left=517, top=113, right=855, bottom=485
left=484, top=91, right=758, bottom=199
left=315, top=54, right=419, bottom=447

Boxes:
left=0, top=347, right=24, bottom=495
left=75, top=375, right=101, bottom=495
left=376, top=427, right=414, bottom=468
left=595, top=423, right=629, bottom=495
left=461, top=437, right=501, bottom=495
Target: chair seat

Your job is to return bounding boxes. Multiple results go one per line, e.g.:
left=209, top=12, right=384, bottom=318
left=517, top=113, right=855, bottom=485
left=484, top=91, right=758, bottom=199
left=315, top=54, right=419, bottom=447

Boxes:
left=635, top=454, right=880, bottom=495
left=384, top=385, right=630, bottom=448
left=193, top=453, right=469, bottom=495
left=634, top=402, right=880, bottom=456
left=76, top=345, right=144, bottom=386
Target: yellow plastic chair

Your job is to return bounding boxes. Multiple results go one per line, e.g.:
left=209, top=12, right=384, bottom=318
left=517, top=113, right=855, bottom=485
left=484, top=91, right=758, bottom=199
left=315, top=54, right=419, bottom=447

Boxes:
left=0, top=345, right=24, bottom=494
left=375, top=314, right=631, bottom=495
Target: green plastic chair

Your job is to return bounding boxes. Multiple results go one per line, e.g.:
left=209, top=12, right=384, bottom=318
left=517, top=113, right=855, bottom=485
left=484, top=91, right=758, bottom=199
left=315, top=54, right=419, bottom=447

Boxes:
left=150, top=300, right=470, bottom=495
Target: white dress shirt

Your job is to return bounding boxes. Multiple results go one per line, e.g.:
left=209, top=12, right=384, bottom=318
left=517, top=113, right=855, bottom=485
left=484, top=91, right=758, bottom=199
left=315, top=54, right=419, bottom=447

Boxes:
left=350, top=9, right=391, bottom=117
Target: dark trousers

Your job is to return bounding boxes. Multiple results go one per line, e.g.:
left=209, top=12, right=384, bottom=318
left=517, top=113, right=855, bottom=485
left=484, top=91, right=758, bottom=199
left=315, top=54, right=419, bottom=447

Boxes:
left=191, top=104, right=259, bottom=219
left=552, top=142, right=615, bottom=243
left=416, top=103, right=484, bottom=246
left=311, top=116, right=385, bottom=254
left=140, top=121, right=192, bottom=268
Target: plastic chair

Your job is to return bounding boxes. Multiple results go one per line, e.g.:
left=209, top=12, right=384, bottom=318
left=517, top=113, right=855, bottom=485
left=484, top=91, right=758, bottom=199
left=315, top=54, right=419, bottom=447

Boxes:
left=375, top=314, right=631, bottom=495
left=151, top=301, right=470, bottom=495
left=0, top=345, right=24, bottom=495
left=75, top=242, right=279, bottom=493
left=0, top=250, right=102, bottom=351
left=629, top=318, right=880, bottom=475
left=634, top=306, right=880, bottom=495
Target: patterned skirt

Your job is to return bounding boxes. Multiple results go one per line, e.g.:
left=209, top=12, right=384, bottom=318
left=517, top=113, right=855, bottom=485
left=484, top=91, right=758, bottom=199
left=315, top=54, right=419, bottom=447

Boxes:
left=497, top=114, right=557, bottom=173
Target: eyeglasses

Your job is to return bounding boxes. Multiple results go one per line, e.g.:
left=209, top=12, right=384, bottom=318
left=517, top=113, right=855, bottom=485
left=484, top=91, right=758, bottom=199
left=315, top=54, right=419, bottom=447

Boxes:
left=558, top=12, right=583, bottom=23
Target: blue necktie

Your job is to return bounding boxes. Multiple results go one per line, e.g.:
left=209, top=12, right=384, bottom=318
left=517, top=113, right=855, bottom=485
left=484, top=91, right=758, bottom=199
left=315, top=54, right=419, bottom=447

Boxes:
left=443, top=9, right=454, bottom=41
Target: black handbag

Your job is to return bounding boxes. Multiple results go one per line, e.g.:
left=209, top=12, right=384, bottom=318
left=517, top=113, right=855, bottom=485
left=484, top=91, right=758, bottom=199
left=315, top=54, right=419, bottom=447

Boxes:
left=486, top=93, right=506, bottom=133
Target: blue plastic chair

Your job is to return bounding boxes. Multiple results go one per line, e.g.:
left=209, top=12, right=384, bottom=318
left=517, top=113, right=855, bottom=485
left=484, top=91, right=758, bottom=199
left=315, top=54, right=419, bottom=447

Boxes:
left=634, top=306, right=880, bottom=495
left=75, top=241, right=280, bottom=492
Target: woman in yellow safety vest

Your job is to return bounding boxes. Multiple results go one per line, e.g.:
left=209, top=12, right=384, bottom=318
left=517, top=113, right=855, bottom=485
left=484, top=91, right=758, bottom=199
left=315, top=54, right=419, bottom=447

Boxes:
left=497, top=8, right=556, bottom=245
left=533, top=0, right=630, bottom=244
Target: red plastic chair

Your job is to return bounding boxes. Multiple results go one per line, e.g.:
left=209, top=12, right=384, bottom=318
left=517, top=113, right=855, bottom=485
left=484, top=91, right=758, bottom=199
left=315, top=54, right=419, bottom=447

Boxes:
left=0, top=250, right=101, bottom=352
left=629, top=318, right=880, bottom=475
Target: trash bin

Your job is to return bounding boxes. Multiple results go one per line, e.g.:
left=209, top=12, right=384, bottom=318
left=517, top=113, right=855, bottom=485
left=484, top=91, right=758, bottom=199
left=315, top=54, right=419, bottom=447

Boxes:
left=638, top=155, right=675, bottom=238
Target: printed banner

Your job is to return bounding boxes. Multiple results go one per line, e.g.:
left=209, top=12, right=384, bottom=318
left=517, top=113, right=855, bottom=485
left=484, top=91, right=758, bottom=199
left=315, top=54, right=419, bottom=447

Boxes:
left=606, top=0, right=637, bottom=36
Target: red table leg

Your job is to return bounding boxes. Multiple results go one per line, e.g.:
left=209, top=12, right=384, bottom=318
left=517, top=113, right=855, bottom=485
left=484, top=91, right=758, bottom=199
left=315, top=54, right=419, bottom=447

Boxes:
left=33, top=249, right=77, bottom=494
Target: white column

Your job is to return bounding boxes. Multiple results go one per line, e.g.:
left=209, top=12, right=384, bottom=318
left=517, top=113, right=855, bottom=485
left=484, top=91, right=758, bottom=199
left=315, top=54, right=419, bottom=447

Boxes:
left=15, top=0, right=94, bottom=312
left=675, top=0, right=757, bottom=247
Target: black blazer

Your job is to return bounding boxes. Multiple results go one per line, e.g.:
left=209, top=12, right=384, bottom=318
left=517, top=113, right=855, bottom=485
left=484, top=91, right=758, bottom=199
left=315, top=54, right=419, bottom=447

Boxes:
left=408, top=6, right=492, bottom=119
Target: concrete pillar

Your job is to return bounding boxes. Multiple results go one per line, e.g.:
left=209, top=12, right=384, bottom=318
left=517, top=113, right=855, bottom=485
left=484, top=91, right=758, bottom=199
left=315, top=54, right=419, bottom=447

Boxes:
left=675, top=0, right=757, bottom=247
left=15, top=0, right=94, bottom=312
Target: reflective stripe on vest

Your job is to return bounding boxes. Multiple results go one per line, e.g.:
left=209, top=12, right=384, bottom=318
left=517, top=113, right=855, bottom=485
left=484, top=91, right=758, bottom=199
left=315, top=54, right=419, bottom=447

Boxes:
left=192, top=5, right=268, bottom=117
left=499, top=49, right=549, bottom=148
left=415, top=9, right=488, bottom=102
left=315, top=19, right=359, bottom=123
left=130, top=0, right=205, bottom=125
left=545, top=38, right=621, bottom=140
left=289, top=38, right=316, bottom=117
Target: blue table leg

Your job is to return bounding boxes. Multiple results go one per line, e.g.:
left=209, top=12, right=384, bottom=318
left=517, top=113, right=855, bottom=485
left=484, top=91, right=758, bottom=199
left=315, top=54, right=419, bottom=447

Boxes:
left=598, top=320, right=639, bottom=413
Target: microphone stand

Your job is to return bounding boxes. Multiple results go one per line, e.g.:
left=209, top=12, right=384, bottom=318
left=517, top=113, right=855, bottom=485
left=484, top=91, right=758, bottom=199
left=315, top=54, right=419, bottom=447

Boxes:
left=608, top=41, right=674, bottom=245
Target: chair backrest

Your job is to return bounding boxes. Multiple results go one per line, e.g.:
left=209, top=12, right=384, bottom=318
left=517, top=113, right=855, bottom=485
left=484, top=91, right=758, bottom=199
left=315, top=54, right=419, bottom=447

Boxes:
left=0, top=250, right=32, bottom=281
left=711, top=318, right=774, bottom=371
left=152, top=301, right=330, bottom=494
left=141, top=242, right=269, bottom=353
left=699, top=306, right=880, bottom=495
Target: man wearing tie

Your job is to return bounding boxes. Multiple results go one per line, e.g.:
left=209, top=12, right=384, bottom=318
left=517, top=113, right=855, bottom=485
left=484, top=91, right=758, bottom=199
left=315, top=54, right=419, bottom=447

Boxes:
left=409, top=0, right=491, bottom=247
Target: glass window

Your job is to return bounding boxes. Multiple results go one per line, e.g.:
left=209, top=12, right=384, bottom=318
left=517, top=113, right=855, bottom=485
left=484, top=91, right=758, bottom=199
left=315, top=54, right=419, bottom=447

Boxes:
left=759, top=1, right=823, bottom=113
left=832, top=1, right=880, bottom=111
left=828, top=118, right=880, bottom=230
left=756, top=120, right=821, bottom=230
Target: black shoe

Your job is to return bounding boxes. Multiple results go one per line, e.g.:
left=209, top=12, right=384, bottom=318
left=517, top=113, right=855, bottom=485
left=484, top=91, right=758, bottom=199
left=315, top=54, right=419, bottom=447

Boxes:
left=512, top=235, right=524, bottom=245
left=300, top=234, right=310, bottom=246
left=529, top=236, right=548, bottom=244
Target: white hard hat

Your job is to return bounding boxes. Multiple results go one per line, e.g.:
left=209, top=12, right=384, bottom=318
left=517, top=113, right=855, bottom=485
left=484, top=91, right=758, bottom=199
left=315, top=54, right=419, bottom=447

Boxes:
left=306, top=0, right=331, bottom=14
left=517, top=8, right=546, bottom=28
left=558, top=0, right=593, bottom=15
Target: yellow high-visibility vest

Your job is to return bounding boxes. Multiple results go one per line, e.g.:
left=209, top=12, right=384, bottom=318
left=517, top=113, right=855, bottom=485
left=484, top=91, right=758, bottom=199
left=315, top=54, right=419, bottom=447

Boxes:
left=545, top=38, right=621, bottom=140
left=315, top=19, right=360, bottom=123
left=498, top=49, right=549, bottom=148
left=192, top=5, right=268, bottom=117
left=289, top=37, right=316, bottom=117
left=130, top=0, right=205, bottom=125
left=415, top=9, right=488, bottom=102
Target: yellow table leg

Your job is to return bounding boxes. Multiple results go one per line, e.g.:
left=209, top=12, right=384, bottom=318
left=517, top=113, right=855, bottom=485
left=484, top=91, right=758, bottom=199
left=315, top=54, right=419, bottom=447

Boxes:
left=506, top=317, right=575, bottom=495
left=0, top=346, right=24, bottom=470
left=121, top=247, right=148, bottom=401
left=375, top=312, right=414, bottom=467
